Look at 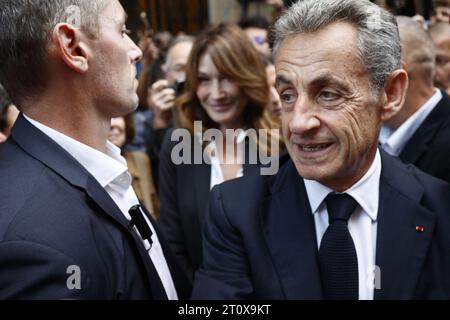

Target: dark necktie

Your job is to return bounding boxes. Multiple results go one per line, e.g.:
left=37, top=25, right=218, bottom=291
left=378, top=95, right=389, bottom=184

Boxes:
left=318, top=193, right=359, bottom=300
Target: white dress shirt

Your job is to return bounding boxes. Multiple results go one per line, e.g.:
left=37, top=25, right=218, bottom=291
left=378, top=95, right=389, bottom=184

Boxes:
left=23, top=114, right=178, bottom=300
left=379, top=89, right=442, bottom=156
left=304, top=150, right=382, bottom=300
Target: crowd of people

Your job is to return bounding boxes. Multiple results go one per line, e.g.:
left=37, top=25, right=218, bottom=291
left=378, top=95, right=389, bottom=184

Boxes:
left=1, top=0, right=450, bottom=300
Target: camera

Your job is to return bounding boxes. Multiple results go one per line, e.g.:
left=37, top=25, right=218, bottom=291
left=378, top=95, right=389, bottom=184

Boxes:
left=164, top=80, right=185, bottom=96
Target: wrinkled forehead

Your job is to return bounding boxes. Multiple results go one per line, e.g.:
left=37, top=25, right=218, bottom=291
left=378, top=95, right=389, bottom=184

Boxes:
left=434, top=37, right=450, bottom=52
left=274, top=29, right=368, bottom=89
left=275, top=24, right=360, bottom=67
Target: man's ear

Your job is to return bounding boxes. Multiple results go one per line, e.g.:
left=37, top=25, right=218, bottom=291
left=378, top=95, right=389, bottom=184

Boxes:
left=380, top=69, right=409, bottom=122
left=49, top=23, right=89, bottom=73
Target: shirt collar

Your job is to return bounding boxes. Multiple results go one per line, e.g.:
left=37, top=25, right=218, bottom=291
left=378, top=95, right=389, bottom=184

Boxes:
left=380, top=89, right=442, bottom=156
left=304, top=149, right=382, bottom=222
left=23, top=114, right=130, bottom=189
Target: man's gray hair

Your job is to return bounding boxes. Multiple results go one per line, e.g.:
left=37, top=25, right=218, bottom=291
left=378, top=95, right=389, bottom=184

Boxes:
left=0, top=0, right=106, bottom=107
left=273, top=0, right=401, bottom=93
left=397, top=16, right=435, bottom=85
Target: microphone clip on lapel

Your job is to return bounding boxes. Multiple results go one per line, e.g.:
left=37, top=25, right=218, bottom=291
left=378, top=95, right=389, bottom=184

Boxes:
left=128, top=205, right=153, bottom=249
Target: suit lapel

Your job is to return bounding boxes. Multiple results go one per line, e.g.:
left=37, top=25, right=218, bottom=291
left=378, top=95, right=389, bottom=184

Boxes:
left=193, top=138, right=261, bottom=226
left=193, top=162, right=211, bottom=226
left=260, top=160, right=322, bottom=299
left=85, top=180, right=167, bottom=300
left=374, top=152, right=436, bottom=299
left=400, top=91, right=450, bottom=164
left=11, top=114, right=168, bottom=299
left=140, top=205, right=192, bottom=299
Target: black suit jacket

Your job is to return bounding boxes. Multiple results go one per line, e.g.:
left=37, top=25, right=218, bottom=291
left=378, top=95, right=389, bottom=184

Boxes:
left=158, top=130, right=261, bottom=282
left=192, top=152, right=450, bottom=299
left=399, top=90, right=450, bottom=183
left=0, top=114, right=191, bottom=299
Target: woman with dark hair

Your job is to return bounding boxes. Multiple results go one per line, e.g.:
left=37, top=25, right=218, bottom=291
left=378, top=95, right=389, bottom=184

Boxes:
left=159, top=23, right=281, bottom=281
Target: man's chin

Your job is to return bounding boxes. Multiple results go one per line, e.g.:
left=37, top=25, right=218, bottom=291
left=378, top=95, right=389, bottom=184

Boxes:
left=111, top=101, right=139, bottom=118
left=292, top=158, right=334, bottom=181
left=131, top=98, right=139, bottom=110
left=127, top=94, right=140, bottom=111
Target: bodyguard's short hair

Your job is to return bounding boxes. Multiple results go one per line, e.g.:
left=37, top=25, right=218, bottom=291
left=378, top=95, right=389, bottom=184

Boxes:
left=0, top=0, right=106, bottom=107
left=273, top=0, right=401, bottom=93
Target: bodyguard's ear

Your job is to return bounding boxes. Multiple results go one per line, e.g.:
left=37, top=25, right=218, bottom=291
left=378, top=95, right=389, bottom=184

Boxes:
left=48, top=23, right=89, bottom=73
left=380, top=69, right=409, bottom=122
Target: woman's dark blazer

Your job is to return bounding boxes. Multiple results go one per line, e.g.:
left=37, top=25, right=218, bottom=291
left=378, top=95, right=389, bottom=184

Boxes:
left=158, top=129, right=261, bottom=281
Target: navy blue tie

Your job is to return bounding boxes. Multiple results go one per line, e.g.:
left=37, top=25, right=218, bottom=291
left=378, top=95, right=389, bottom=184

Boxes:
left=319, top=193, right=359, bottom=300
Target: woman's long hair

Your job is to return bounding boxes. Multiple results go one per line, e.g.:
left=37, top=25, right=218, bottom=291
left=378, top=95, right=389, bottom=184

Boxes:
left=177, top=23, right=280, bottom=156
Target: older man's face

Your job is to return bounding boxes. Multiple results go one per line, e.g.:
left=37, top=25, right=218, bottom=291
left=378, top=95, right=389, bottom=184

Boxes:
left=275, top=22, right=382, bottom=191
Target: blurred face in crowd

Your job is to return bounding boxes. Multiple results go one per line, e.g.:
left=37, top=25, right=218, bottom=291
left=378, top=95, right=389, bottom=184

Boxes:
left=433, top=38, right=450, bottom=90
left=266, top=63, right=282, bottom=120
left=432, top=6, right=450, bottom=24
left=164, top=41, right=193, bottom=86
left=244, top=27, right=270, bottom=56
left=87, top=0, right=142, bottom=118
left=276, top=22, right=385, bottom=191
left=196, top=53, right=247, bottom=130
left=108, top=117, right=126, bottom=148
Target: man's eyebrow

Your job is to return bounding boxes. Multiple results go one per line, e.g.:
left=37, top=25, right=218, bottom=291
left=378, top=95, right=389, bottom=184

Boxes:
left=308, top=75, right=347, bottom=90
left=275, top=75, right=293, bottom=87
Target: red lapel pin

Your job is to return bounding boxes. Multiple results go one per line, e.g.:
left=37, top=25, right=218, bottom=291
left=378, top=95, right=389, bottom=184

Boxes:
left=416, top=226, right=425, bottom=232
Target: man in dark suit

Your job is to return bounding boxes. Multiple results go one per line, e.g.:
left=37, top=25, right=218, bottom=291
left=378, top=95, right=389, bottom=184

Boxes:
left=192, top=0, right=450, bottom=300
left=0, top=0, right=190, bottom=299
left=380, top=16, right=450, bottom=183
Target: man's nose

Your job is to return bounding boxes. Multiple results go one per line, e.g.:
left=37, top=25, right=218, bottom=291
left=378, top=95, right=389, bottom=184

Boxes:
left=128, top=36, right=143, bottom=64
left=289, top=98, right=321, bottom=134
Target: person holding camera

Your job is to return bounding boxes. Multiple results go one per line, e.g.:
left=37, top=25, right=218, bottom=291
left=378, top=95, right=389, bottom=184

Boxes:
left=148, top=36, right=195, bottom=130
left=145, top=36, right=195, bottom=189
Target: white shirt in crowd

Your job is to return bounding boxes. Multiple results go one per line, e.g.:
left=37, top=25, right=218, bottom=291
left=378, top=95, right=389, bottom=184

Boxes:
left=304, top=149, right=382, bottom=300
left=379, top=89, right=442, bottom=156
left=23, top=114, right=178, bottom=300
